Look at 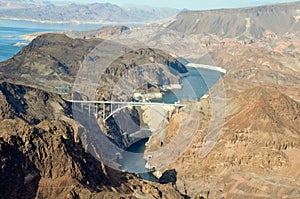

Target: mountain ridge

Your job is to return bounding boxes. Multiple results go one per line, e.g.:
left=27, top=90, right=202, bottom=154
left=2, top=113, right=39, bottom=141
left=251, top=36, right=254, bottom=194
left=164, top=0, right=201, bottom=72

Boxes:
left=168, top=1, right=300, bottom=39
left=0, top=2, right=179, bottom=23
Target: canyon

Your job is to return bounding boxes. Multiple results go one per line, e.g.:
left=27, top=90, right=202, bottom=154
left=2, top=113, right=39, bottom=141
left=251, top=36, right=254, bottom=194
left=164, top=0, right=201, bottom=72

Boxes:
left=0, top=1, right=300, bottom=198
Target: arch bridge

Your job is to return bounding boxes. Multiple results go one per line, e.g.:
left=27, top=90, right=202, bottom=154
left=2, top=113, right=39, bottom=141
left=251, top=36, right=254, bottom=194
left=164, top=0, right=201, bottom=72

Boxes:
left=68, top=100, right=185, bottom=122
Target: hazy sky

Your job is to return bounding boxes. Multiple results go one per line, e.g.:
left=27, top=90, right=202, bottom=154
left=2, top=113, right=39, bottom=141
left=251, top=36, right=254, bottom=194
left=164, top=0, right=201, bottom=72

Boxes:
left=51, top=0, right=299, bottom=9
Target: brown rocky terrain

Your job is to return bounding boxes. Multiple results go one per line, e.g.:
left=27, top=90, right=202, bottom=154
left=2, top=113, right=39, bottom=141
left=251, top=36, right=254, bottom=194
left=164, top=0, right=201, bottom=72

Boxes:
left=0, top=31, right=191, bottom=198
left=207, top=45, right=300, bottom=100
left=139, top=26, right=300, bottom=197
left=139, top=18, right=300, bottom=196
left=146, top=86, right=300, bottom=198
left=0, top=34, right=190, bottom=199
left=0, top=81, right=69, bottom=124
left=0, top=81, right=185, bottom=198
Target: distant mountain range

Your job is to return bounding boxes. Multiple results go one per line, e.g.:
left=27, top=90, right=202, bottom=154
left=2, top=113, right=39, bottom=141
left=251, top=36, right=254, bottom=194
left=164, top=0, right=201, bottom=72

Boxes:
left=0, top=2, right=179, bottom=23
left=0, top=0, right=51, bottom=9
left=167, top=1, right=300, bottom=39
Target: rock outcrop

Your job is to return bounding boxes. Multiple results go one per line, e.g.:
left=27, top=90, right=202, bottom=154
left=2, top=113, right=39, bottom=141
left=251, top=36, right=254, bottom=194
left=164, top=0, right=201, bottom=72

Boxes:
left=0, top=81, right=69, bottom=124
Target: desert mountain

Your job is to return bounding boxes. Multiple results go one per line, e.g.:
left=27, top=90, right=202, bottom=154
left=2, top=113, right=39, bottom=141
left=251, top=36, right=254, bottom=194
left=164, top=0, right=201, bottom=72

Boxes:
left=0, top=3, right=179, bottom=23
left=0, top=33, right=187, bottom=99
left=0, top=33, right=102, bottom=80
left=168, top=1, right=300, bottom=39
left=145, top=86, right=300, bottom=198
left=226, top=86, right=300, bottom=134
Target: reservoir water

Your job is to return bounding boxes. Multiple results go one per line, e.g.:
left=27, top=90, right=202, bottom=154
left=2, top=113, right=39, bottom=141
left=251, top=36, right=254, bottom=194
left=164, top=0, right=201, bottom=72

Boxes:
left=153, top=67, right=223, bottom=103
left=0, top=20, right=103, bottom=61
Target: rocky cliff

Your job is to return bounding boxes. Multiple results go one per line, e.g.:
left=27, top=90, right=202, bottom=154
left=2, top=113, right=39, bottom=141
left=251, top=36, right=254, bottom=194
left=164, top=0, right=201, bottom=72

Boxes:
left=0, top=81, right=69, bottom=124
left=0, top=81, right=185, bottom=198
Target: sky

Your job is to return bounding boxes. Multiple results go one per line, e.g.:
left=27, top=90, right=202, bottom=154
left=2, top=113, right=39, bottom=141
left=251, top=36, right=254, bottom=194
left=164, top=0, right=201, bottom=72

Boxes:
left=50, top=0, right=299, bottom=10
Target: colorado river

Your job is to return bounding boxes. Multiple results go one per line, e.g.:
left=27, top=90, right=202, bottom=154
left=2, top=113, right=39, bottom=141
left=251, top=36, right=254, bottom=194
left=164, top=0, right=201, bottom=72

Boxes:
left=120, top=138, right=158, bottom=182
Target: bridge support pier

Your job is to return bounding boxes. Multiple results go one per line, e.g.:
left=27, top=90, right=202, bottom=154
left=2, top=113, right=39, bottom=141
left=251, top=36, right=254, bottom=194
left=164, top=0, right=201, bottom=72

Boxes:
left=102, top=103, right=105, bottom=122
left=94, top=103, right=98, bottom=119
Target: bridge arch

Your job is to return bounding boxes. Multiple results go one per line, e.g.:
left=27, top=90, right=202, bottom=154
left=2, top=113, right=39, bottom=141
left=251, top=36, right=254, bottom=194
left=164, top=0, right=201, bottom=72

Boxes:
left=104, top=104, right=141, bottom=122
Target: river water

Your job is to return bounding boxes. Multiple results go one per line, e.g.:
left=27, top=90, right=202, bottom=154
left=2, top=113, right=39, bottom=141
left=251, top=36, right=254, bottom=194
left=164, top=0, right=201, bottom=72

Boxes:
left=121, top=138, right=159, bottom=182
left=121, top=66, right=224, bottom=181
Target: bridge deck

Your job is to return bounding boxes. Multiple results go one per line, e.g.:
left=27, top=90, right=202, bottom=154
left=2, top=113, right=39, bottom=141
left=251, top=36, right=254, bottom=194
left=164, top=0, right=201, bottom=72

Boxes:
left=67, top=100, right=185, bottom=107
